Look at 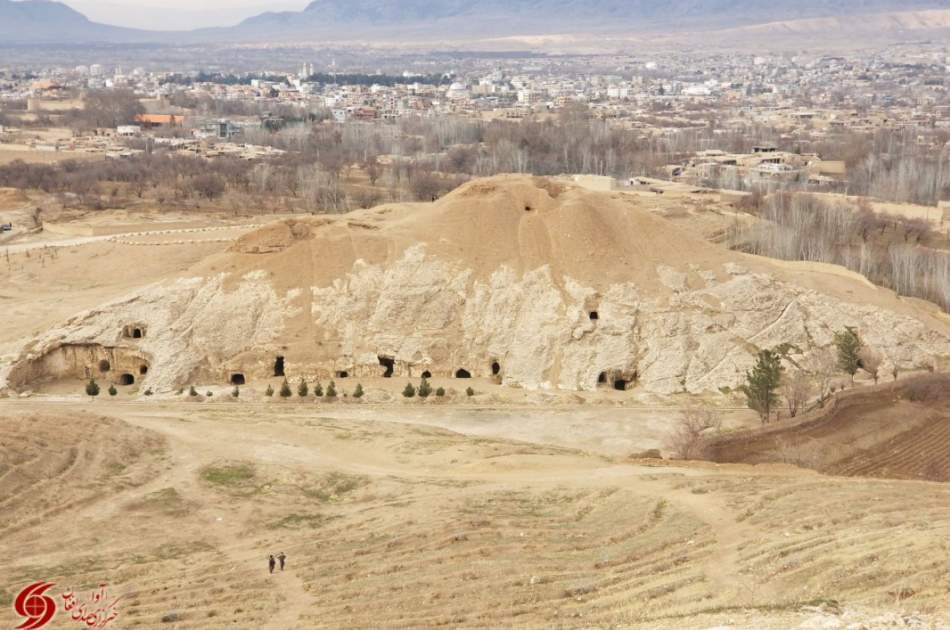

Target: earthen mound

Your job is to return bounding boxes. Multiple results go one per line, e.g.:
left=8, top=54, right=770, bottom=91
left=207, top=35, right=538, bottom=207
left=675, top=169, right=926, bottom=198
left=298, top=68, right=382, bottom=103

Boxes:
left=5, top=175, right=950, bottom=394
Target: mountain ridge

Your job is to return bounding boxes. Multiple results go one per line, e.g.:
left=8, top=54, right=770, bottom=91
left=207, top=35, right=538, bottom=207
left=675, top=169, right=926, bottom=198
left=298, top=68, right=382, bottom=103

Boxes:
left=1, top=0, right=949, bottom=45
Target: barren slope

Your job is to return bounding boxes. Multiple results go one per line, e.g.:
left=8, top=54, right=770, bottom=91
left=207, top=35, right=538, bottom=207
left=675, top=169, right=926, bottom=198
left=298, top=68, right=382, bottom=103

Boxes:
left=1, top=404, right=948, bottom=629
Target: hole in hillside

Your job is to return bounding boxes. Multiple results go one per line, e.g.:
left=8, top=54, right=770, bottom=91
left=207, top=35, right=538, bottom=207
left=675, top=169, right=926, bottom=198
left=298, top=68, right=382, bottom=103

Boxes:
left=491, top=361, right=500, bottom=376
left=274, top=356, right=285, bottom=377
left=614, top=379, right=628, bottom=391
left=589, top=311, right=599, bottom=321
left=336, top=370, right=349, bottom=378
left=139, top=365, right=148, bottom=375
left=421, top=370, right=432, bottom=378
left=524, top=204, right=532, bottom=212
left=230, top=373, right=246, bottom=385
left=378, top=355, right=394, bottom=378
left=119, top=373, right=135, bottom=386
left=99, top=360, right=111, bottom=373
left=598, top=371, right=607, bottom=385
left=132, top=328, right=143, bottom=338
left=455, top=368, right=471, bottom=379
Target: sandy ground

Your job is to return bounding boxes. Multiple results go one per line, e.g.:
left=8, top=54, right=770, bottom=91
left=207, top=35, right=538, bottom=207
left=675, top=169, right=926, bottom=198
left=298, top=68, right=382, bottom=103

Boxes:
left=1, top=400, right=948, bottom=630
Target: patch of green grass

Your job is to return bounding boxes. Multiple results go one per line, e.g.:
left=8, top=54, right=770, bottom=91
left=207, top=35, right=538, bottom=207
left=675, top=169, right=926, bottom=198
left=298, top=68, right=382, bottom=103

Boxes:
left=652, top=499, right=668, bottom=520
left=300, top=471, right=368, bottom=503
left=126, top=487, right=188, bottom=515
left=200, top=463, right=256, bottom=487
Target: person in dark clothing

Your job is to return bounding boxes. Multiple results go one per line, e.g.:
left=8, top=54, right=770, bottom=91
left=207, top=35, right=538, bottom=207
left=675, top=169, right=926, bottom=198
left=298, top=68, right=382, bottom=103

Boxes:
left=278, top=552, right=286, bottom=571
left=268, top=554, right=276, bottom=574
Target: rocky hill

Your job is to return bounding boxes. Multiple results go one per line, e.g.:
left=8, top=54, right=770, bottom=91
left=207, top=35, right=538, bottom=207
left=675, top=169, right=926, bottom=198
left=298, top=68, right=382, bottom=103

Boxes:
left=5, top=176, right=949, bottom=396
left=3, top=0, right=948, bottom=44
left=0, top=0, right=146, bottom=43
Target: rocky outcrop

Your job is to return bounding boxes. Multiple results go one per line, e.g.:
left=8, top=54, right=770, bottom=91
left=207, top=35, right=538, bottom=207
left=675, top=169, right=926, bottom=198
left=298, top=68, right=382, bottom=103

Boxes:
left=4, top=176, right=949, bottom=395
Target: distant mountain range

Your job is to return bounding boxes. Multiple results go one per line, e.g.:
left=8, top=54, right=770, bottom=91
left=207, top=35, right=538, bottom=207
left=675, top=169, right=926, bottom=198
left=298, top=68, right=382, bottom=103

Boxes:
left=2, top=0, right=949, bottom=45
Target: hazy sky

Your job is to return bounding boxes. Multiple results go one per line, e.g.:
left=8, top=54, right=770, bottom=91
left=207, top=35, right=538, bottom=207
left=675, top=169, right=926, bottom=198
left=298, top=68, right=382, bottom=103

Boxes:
left=67, top=0, right=309, bottom=30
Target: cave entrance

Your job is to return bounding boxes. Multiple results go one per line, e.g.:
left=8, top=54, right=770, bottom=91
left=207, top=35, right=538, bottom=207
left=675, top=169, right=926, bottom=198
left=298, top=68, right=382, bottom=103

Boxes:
left=598, top=371, right=607, bottom=385
left=336, top=370, right=349, bottom=378
left=378, top=355, right=394, bottom=378
left=139, top=365, right=148, bottom=375
left=589, top=311, right=599, bottom=321
left=613, top=379, right=628, bottom=391
left=455, top=368, right=471, bottom=379
left=230, top=373, right=246, bottom=385
left=491, top=361, right=501, bottom=376
left=132, top=328, right=143, bottom=339
left=421, top=370, right=432, bottom=379
left=274, top=356, right=285, bottom=377
left=99, top=360, right=111, bottom=373
left=119, top=373, right=135, bottom=386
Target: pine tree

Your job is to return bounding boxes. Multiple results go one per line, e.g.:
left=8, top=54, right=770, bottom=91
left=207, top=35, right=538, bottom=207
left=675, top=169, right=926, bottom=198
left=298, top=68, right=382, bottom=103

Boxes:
left=739, top=349, right=783, bottom=424
left=353, top=383, right=364, bottom=399
left=108, top=384, right=117, bottom=396
left=403, top=382, right=416, bottom=398
left=325, top=381, right=337, bottom=398
left=86, top=378, right=100, bottom=397
left=418, top=376, right=432, bottom=398
left=279, top=379, right=292, bottom=398
left=833, top=327, right=863, bottom=382
left=297, top=378, right=309, bottom=397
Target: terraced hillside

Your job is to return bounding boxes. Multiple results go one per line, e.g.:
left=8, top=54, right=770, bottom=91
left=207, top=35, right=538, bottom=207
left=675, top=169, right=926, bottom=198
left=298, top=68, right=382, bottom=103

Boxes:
left=705, top=374, right=950, bottom=482
left=1, top=403, right=948, bottom=629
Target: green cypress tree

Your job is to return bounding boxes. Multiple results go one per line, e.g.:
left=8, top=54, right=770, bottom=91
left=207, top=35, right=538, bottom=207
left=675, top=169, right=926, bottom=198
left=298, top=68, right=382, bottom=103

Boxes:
left=403, top=382, right=416, bottom=398
left=418, top=376, right=432, bottom=398
left=353, top=383, right=364, bottom=398
left=86, top=378, right=100, bottom=397
left=435, top=387, right=445, bottom=397
left=739, top=349, right=783, bottom=424
left=325, top=381, right=337, bottom=398
left=279, top=379, right=292, bottom=398
left=265, top=384, right=275, bottom=397
left=297, top=378, right=309, bottom=397
left=833, top=327, right=863, bottom=382
left=108, top=384, right=117, bottom=396
left=313, top=381, right=324, bottom=397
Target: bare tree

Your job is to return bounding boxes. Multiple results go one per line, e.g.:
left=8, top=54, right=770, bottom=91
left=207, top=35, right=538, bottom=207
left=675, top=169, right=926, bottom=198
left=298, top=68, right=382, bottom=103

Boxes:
left=805, top=349, right=837, bottom=405
left=781, top=370, right=814, bottom=418
left=666, top=407, right=722, bottom=460
left=858, top=346, right=883, bottom=384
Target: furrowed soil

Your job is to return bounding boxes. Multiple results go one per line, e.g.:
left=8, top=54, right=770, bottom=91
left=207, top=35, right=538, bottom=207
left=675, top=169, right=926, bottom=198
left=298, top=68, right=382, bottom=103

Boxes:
left=1, top=400, right=948, bottom=629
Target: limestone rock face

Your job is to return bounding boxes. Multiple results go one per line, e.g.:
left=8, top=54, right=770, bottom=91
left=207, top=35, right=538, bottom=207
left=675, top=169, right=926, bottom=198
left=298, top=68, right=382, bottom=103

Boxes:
left=7, top=272, right=299, bottom=392
left=4, top=176, right=949, bottom=394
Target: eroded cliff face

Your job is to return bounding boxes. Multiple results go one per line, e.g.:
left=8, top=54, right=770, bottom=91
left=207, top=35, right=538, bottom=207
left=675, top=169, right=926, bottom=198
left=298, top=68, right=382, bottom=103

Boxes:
left=4, top=175, right=950, bottom=396
left=307, top=245, right=950, bottom=394
left=6, top=272, right=299, bottom=392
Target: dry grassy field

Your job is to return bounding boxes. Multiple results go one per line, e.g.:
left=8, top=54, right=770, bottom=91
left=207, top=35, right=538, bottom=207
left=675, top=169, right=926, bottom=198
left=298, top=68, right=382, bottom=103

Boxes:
left=1, top=400, right=949, bottom=629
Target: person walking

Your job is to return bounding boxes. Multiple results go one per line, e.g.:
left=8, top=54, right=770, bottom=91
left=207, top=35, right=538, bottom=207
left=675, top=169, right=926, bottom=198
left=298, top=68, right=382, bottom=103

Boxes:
left=268, top=554, right=276, bottom=574
left=277, top=552, right=286, bottom=571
